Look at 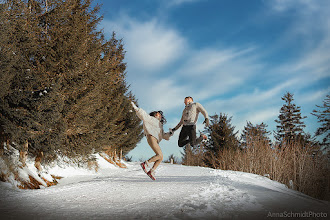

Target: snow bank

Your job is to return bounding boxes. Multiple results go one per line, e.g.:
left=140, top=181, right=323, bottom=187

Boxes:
left=0, top=144, right=123, bottom=190
left=44, top=155, right=98, bottom=178
left=211, top=169, right=288, bottom=192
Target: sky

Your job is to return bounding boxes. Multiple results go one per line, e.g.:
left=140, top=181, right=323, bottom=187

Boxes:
left=94, top=0, right=330, bottom=161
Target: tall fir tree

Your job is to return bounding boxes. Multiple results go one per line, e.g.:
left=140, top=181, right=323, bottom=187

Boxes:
left=311, top=95, right=330, bottom=148
left=0, top=0, right=143, bottom=163
left=0, top=0, right=66, bottom=161
left=241, top=121, right=271, bottom=148
left=203, top=113, right=239, bottom=168
left=274, top=92, right=307, bottom=146
left=0, top=0, right=17, bottom=99
left=39, top=0, right=143, bottom=158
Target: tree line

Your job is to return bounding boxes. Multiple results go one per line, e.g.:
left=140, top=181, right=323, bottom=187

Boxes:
left=181, top=92, right=329, bottom=200
left=0, top=0, right=143, bottom=164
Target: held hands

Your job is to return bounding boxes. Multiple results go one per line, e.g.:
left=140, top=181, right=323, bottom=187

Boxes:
left=203, top=118, right=210, bottom=127
left=169, top=128, right=175, bottom=136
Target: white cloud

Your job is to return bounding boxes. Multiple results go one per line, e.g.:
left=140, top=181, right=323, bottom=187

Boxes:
left=296, top=87, right=330, bottom=104
left=229, top=108, right=279, bottom=137
left=270, top=0, right=317, bottom=12
left=245, top=108, right=279, bottom=125
left=268, top=0, right=330, bottom=82
left=126, top=42, right=265, bottom=114
left=178, top=47, right=255, bottom=77
left=205, top=80, right=292, bottom=115
left=290, top=38, right=330, bottom=80
left=101, top=17, right=186, bottom=73
left=171, top=46, right=263, bottom=101
left=141, top=78, right=187, bottom=111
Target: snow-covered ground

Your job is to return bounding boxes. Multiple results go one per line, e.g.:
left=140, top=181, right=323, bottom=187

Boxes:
left=0, top=155, right=329, bottom=220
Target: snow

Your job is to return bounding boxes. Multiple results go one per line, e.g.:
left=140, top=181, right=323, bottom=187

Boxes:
left=0, top=157, right=329, bottom=220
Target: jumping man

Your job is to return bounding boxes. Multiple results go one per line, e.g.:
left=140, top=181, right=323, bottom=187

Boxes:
left=171, top=96, right=209, bottom=148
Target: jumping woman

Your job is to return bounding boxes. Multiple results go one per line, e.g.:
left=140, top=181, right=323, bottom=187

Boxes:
left=131, top=102, right=173, bottom=180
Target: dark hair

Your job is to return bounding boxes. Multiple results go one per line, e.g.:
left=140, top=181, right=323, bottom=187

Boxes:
left=185, top=96, right=193, bottom=101
left=149, top=110, right=167, bottom=124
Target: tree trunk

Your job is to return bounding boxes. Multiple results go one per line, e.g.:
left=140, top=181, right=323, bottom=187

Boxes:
left=0, top=127, right=5, bottom=156
left=35, top=150, right=43, bottom=171
left=19, top=140, right=29, bottom=167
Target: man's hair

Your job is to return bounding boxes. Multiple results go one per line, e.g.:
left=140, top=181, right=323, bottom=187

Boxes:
left=185, top=96, right=193, bottom=101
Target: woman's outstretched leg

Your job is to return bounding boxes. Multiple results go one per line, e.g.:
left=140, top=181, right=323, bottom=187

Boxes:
left=146, top=135, right=163, bottom=171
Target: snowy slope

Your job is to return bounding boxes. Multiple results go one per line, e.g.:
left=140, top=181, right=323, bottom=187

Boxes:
left=0, top=155, right=329, bottom=220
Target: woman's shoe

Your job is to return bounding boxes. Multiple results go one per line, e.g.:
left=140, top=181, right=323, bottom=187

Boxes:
left=147, top=170, right=156, bottom=181
left=140, top=162, right=148, bottom=174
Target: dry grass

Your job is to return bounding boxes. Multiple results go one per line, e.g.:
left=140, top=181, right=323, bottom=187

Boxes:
left=100, top=146, right=127, bottom=168
left=205, top=141, right=330, bottom=201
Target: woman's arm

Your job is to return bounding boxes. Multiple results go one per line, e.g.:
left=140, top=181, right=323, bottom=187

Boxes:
left=131, top=102, right=154, bottom=123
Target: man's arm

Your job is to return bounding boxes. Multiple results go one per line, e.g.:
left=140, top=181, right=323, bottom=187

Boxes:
left=171, top=115, right=183, bottom=133
left=197, top=103, right=210, bottom=127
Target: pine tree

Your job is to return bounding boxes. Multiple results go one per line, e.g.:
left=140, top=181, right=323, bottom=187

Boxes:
left=44, top=0, right=143, bottom=158
left=0, top=0, right=17, bottom=99
left=311, top=95, right=330, bottom=147
left=203, top=113, right=239, bottom=168
left=0, top=0, right=65, bottom=162
left=274, top=92, right=307, bottom=146
left=0, top=0, right=143, bottom=164
left=241, top=121, right=271, bottom=148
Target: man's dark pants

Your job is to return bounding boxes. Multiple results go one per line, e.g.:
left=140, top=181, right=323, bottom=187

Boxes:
left=178, top=125, right=197, bottom=147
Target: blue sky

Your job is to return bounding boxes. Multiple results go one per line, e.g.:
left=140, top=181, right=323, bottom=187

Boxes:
left=94, top=0, right=330, bottom=161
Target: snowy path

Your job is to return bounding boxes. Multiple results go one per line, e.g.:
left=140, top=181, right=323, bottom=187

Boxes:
left=1, top=159, right=329, bottom=220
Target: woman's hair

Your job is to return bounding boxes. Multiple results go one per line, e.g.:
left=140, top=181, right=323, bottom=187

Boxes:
left=149, top=110, right=167, bottom=124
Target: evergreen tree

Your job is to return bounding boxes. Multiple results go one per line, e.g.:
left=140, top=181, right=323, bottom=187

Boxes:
left=203, top=113, right=239, bottom=168
left=0, top=0, right=65, bottom=160
left=311, top=95, right=330, bottom=148
left=43, top=0, right=143, bottom=158
left=274, top=92, right=307, bottom=146
left=241, top=121, right=271, bottom=148
left=0, top=0, right=17, bottom=99
left=0, top=0, right=143, bottom=163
